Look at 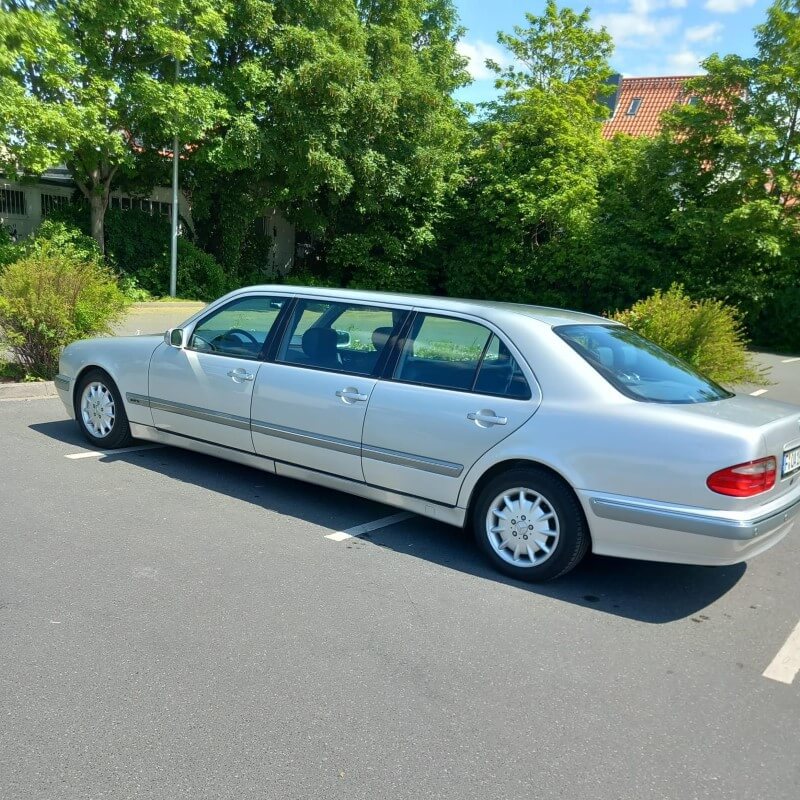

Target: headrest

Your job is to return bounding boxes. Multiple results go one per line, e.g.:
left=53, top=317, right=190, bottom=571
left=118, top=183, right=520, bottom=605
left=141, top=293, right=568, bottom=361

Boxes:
left=372, top=326, right=394, bottom=352
left=302, top=327, right=338, bottom=359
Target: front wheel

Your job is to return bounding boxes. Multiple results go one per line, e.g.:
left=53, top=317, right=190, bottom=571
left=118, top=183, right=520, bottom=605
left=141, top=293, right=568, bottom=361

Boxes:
left=75, top=369, right=133, bottom=449
left=472, top=467, right=590, bottom=582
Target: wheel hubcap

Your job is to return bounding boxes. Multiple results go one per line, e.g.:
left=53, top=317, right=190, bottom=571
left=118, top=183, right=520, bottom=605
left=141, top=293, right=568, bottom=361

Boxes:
left=80, top=382, right=115, bottom=438
left=485, top=487, right=560, bottom=567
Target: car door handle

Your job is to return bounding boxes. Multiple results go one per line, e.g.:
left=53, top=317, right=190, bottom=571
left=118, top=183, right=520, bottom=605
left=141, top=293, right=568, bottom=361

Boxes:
left=336, top=388, right=368, bottom=403
left=467, top=410, right=508, bottom=426
left=227, top=368, right=255, bottom=382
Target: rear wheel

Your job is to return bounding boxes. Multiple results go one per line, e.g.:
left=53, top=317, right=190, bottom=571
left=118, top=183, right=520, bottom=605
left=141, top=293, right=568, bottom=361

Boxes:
left=472, top=467, right=589, bottom=582
left=75, top=369, right=133, bottom=449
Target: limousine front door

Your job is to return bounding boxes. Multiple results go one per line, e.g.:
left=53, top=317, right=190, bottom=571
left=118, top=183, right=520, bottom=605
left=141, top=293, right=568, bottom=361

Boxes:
left=147, top=295, right=286, bottom=452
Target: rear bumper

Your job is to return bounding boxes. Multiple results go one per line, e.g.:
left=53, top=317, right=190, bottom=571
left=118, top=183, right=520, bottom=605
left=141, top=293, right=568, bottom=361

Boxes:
left=580, top=489, right=800, bottom=566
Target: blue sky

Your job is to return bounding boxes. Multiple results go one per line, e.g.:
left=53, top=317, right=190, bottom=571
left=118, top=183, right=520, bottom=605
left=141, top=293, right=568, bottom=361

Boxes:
left=453, top=0, right=771, bottom=104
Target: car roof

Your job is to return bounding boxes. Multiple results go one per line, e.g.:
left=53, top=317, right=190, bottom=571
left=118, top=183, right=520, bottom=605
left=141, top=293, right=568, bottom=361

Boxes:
left=239, top=285, right=612, bottom=328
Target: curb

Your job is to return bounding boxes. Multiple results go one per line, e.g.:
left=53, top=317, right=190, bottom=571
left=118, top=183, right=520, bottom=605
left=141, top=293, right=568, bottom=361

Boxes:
left=0, top=380, right=57, bottom=400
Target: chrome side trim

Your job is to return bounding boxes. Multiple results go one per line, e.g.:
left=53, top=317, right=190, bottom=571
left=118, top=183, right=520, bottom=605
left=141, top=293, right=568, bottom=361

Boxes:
left=126, top=392, right=151, bottom=407
left=252, top=420, right=464, bottom=476
left=251, top=420, right=362, bottom=457
left=54, top=374, right=71, bottom=392
left=147, top=395, right=251, bottom=431
left=129, top=394, right=463, bottom=477
left=590, top=495, right=800, bottom=541
left=362, top=444, right=464, bottom=478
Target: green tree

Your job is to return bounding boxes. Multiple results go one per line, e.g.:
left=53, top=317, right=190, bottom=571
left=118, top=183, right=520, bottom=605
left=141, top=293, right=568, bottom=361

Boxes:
left=187, top=0, right=469, bottom=290
left=659, top=0, right=800, bottom=340
left=442, top=1, right=613, bottom=303
left=0, top=0, right=228, bottom=251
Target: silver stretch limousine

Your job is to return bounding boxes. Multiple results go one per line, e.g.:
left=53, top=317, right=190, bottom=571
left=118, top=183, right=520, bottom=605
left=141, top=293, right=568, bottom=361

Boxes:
left=55, top=286, right=800, bottom=581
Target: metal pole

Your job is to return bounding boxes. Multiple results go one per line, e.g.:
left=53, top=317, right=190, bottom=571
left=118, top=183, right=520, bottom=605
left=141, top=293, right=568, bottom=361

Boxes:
left=169, top=58, right=180, bottom=298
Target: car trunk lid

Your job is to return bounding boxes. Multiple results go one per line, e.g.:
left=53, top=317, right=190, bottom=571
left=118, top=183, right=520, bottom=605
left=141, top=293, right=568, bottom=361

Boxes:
left=679, top=394, right=800, bottom=503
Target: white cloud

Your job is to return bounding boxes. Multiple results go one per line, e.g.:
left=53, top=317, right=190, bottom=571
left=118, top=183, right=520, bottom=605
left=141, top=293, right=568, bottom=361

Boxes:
left=456, top=40, right=509, bottom=81
left=667, top=49, right=703, bottom=72
left=704, top=0, right=757, bottom=12
left=595, top=1, right=682, bottom=48
left=685, top=22, right=723, bottom=42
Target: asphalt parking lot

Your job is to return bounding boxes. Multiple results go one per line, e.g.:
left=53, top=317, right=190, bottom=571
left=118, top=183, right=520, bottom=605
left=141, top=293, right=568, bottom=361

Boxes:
left=2, top=357, right=799, bottom=799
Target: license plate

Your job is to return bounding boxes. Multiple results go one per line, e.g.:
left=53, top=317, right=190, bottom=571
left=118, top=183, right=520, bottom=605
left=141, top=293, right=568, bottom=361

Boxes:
left=783, top=446, right=800, bottom=477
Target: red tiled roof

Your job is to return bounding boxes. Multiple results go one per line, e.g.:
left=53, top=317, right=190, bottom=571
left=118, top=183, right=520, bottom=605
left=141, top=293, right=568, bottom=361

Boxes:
left=602, top=76, right=698, bottom=139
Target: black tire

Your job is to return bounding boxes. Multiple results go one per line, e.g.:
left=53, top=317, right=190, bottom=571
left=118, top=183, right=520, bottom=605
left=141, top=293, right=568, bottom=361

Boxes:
left=472, top=467, right=590, bottom=582
left=74, top=368, right=133, bottom=449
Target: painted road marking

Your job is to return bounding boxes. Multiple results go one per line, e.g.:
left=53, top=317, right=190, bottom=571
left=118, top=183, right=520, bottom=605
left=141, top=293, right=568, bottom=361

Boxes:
left=325, top=512, right=415, bottom=542
left=65, top=445, right=162, bottom=460
left=750, top=389, right=769, bottom=397
left=781, top=357, right=800, bottom=364
left=763, top=619, right=800, bottom=685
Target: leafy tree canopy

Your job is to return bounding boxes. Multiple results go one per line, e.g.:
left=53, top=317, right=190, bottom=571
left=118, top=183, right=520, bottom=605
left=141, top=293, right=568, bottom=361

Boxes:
left=0, top=0, right=230, bottom=249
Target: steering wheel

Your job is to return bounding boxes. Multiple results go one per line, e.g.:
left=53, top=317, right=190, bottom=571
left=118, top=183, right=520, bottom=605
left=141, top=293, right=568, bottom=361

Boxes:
left=225, top=328, right=259, bottom=345
left=211, top=328, right=259, bottom=348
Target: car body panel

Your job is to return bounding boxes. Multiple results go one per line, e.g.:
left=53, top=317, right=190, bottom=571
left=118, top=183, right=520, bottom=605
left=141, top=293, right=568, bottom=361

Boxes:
left=56, top=284, right=800, bottom=569
left=251, top=363, right=376, bottom=482
left=362, top=380, right=539, bottom=506
left=147, top=342, right=260, bottom=452
left=56, top=335, right=162, bottom=425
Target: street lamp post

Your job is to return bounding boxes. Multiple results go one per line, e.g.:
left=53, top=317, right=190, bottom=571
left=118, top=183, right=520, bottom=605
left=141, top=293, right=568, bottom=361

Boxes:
left=169, top=58, right=180, bottom=298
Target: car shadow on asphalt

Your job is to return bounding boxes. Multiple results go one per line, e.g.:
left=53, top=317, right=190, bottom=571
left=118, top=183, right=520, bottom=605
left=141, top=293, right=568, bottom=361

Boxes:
left=31, top=420, right=746, bottom=625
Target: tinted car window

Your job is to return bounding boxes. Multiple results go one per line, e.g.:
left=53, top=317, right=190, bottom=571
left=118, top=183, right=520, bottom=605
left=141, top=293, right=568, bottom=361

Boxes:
left=278, top=300, right=405, bottom=376
left=473, top=335, right=531, bottom=399
left=188, top=296, right=285, bottom=358
left=395, top=315, right=492, bottom=391
left=556, top=324, right=733, bottom=404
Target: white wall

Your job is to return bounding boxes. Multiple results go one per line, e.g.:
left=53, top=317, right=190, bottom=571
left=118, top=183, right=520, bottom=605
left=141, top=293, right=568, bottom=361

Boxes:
left=1, top=180, right=73, bottom=240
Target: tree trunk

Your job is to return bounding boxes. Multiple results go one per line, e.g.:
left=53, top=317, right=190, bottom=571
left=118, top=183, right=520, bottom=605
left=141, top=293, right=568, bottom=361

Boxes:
left=89, top=192, right=106, bottom=254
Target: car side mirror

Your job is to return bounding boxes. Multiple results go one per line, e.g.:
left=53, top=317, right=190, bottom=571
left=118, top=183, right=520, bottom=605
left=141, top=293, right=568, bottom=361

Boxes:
left=165, top=328, right=184, bottom=348
left=335, top=329, right=351, bottom=348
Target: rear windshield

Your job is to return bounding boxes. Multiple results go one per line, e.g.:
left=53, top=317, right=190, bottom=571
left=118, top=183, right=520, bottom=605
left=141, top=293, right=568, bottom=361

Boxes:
left=555, top=324, right=733, bottom=404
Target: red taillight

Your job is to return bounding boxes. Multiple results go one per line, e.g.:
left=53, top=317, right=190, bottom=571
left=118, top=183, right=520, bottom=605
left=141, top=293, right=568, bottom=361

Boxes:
left=707, top=457, right=777, bottom=497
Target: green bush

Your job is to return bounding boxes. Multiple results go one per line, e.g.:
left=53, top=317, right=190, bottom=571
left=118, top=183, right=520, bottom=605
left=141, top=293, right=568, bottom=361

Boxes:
left=748, top=284, right=800, bottom=355
left=136, top=238, right=226, bottom=301
left=24, top=219, right=101, bottom=263
left=103, top=207, right=169, bottom=278
left=0, top=233, right=128, bottom=379
left=611, top=284, right=765, bottom=386
left=49, top=204, right=225, bottom=300
left=0, top=225, right=16, bottom=267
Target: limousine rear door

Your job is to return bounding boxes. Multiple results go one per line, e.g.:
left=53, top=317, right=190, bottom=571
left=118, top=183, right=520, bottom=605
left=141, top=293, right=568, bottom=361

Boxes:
left=361, top=311, right=540, bottom=506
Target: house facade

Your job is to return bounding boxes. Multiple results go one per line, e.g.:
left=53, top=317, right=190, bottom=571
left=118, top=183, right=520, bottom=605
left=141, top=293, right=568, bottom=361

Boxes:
left=602, top=75, right=698, bottom=139
left=1, top=169, right=296, bottom=276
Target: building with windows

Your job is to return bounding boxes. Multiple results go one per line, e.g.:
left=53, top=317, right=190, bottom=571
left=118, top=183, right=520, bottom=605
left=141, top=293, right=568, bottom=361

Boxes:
left=602, top=75, right=698, bottom=139
left=1, top=168, right=296, bottom=277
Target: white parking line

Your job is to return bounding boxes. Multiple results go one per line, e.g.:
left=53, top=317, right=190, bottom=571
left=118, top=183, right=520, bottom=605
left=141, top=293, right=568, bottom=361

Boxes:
left=65, top=445, right=162, bottom=460
left=750, top=389, right=769, bottom=397
left=763, top=619, right=800, bottom=685
left=781, top=357, right=800, bottom=364
left=325, top=512, right=415, bottom=542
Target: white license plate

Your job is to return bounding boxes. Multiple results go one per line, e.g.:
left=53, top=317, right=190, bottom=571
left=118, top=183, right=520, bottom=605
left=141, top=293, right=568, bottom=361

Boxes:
left=783, top=447, right=800, bottom=477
